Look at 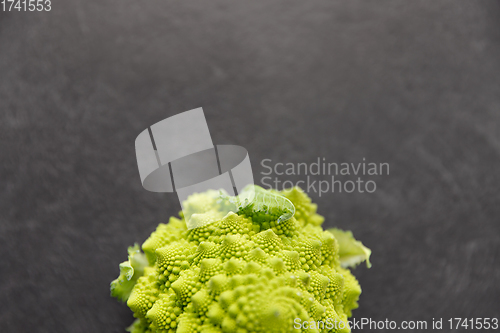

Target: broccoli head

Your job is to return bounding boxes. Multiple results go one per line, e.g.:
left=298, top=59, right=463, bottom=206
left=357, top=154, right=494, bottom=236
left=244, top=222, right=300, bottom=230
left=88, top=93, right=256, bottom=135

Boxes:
left=111, top=186, right=371, bottom=333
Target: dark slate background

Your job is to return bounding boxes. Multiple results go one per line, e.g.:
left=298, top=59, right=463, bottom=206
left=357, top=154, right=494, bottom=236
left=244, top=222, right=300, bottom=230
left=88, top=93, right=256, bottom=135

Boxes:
left=1, top=1, right=499, bottom=332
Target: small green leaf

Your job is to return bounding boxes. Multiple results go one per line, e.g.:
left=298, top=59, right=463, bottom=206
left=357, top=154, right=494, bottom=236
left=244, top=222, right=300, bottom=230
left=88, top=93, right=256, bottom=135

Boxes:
left=232, top=185, right=295, bottom=223
left=328, top=228, right=371, bottom=268
left=110, top=244, right=149, bottom=302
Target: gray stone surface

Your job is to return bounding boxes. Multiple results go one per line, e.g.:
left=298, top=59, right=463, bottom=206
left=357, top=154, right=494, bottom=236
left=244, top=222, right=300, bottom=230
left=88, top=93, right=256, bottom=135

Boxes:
left=1, top=1, right=499, bottom=332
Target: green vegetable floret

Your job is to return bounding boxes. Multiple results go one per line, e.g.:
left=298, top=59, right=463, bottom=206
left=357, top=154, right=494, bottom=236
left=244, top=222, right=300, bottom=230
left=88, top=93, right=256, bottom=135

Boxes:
left=111, top=187, right=371, bottom=333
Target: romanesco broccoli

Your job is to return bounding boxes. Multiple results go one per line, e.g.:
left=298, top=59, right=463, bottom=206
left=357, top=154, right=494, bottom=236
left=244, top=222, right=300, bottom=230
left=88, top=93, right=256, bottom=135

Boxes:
left=111, top=186, right=371, bottom=333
